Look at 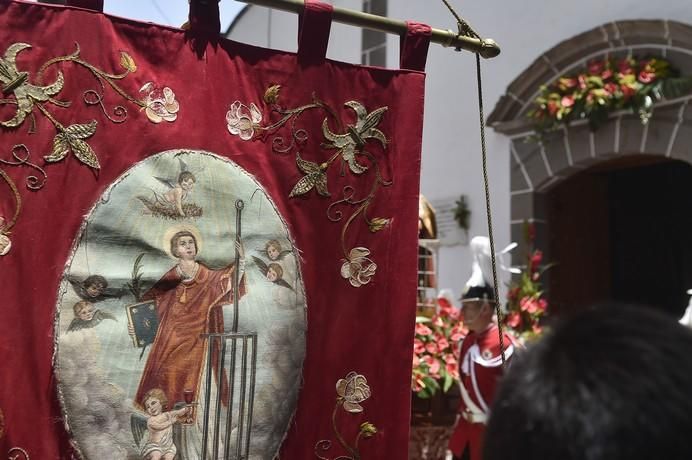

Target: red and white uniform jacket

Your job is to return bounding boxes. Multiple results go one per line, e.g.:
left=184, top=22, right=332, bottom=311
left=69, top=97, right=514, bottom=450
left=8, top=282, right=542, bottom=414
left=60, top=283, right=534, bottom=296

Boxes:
left=448, top=323, right=517, bottom=460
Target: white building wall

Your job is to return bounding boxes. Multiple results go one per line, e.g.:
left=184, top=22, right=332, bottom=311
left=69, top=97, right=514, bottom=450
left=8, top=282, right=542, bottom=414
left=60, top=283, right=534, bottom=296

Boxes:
left=227, top=1, right=363, bottom=63
left=229, top=0, right=692, bottom=300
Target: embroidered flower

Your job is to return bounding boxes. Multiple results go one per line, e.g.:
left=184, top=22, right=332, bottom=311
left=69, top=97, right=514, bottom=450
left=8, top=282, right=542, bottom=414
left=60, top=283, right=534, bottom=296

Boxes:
left=140, top=82, right=179, bottom=123
left=340, top=247, right=377, bottom=287
left=0, top=43, right=65, bottom=128
left=359, top=422, right=378, bottom=438
left=322, top=101, right=388, bottom=175
left=336, top=371, right=371, bottom=413
left=226, top=101, right=262, bottom=140
left=0, top=233, right=10, bottom=256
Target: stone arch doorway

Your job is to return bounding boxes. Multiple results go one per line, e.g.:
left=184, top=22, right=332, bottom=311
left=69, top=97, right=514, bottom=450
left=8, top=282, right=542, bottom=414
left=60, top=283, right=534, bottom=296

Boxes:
left=545, top=156, right=692, bottom=317
left=488, top=19, right=692, bottom=317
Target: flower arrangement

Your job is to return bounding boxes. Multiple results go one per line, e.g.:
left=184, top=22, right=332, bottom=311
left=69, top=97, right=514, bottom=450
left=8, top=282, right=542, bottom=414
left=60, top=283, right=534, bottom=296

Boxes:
left=504, top=222, right=550, bottom=344
left=528, top=56, right=692, bottom=136
left=412, top=296, right=467, bottom=398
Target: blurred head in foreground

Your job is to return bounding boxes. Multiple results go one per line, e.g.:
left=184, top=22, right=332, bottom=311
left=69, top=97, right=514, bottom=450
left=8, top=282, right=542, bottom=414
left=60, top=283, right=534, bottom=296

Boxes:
left=485, top=303, right=692, bottom=460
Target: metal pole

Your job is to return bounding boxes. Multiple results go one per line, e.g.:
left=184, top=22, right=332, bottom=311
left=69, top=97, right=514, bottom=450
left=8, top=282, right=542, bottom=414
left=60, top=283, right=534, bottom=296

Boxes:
left=232, top=199, right=244, bottom=333
left=201, top=337, right=215, bottom=459
left=235, top=0, right=501, bottom=58
left=212, top=337, right=226, bottom=458
left=243, top=334, right=258, bottom=458
left=235, top=336, right=249, bottom=459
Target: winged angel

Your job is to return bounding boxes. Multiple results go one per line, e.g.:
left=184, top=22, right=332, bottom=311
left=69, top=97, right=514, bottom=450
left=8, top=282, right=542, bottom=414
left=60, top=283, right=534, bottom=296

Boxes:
left=138, top=157, right=202, bottom=219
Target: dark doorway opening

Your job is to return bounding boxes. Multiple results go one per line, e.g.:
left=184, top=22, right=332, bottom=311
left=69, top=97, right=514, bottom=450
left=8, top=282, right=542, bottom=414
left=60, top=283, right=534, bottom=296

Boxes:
left=546, top=156, right=692, bottom=318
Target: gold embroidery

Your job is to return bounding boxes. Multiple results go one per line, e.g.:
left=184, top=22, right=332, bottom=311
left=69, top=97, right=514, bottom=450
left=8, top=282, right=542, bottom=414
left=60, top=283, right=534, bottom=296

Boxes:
left=0, top=42, right=179, bottom=255
left=227, top=89, right=392, bottom=286
left=314, top=372, right=378, bottom=459
left=7, top=447, right=30, bottom=460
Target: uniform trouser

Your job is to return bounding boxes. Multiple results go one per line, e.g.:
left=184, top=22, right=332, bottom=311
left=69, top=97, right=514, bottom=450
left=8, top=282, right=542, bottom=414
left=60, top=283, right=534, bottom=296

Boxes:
left=453, top=446, right=471, bottom=460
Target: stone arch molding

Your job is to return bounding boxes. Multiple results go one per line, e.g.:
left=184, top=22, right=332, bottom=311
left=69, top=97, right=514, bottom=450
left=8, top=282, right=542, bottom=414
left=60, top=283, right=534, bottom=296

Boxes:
left=487, top=19, right=692, bottom=246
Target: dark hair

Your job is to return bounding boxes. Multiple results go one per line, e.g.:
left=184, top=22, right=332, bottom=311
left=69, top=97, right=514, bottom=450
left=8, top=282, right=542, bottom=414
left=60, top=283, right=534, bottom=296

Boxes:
left=484, top=303, right=692, bottom=460
left=170, top=231, right=197, bottom=257
left=178, top=171, right=195, bottom=184
left=83, top=274, right=107, bottom=289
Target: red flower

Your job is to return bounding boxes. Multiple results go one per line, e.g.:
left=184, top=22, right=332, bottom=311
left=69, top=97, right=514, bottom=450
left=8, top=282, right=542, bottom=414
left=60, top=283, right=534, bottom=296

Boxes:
left=621, top=84, right=636, bottom=99
left=506, top=311, right=522, bottom=328
left=638, top=71, right=656, bottom=84
left=527, top=222, right=536, bottom=242
left=413, top=339, right=425, bottom=354
left=547, top=100, right=559, bottom=115
left=618, top=59, right=634, bottom=74
left=604, top=82, right=618, bottom=95
left=530, top=250, right=543, bottom=271
left=588, top=60, right=604, bottom=75
left=532, top=323, right=543, bottom=334
left=601, top=69, right=614, bottom=80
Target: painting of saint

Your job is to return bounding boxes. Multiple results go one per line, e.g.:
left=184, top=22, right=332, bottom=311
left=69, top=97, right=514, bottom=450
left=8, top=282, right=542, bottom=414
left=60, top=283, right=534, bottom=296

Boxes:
left=132, top=228, right=246, bottom=413
left=55, top=150, right=307, bottom=460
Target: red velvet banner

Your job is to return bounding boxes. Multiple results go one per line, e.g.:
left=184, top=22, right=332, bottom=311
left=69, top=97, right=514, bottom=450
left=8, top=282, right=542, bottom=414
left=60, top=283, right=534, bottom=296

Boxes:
left=0, top=1, right=428, bottom=458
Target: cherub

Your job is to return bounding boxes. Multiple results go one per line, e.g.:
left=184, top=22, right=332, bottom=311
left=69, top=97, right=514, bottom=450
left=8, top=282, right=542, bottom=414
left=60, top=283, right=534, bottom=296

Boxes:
left=138, top=157, right=202, bottom=219
left=68, top=274, right=124, bottom=304
left=136, top=388, right=189, bottom=460
left=251, top=256, right=293, bottom=291
left=67, top=300, right=116, bottom=332
left=261, top=239, right=292, bottom=261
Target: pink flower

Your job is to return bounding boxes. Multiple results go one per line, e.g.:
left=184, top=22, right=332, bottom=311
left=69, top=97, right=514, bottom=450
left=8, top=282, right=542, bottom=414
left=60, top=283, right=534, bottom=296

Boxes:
left=601, top=69, right=614, bottom=80
left=532, top=272, right=540, bottom=281
left=425, top=342, right=438, bottom=354
left=578, top=75, right=587, bottom=90
left=428, top=359, right=441, bottom=377
left=413, top=339, right=425, bottom=354
left=506, top=311, right=522, bottom=328
left=520, top=297, right=539, bottom=314
left=437, top=337, right=450, bottom=351
left=413, top=354, right=420, bottom=367
left=415, top=323, right=432, bottom=336
left=433, top=316, right=444, bottom=328
left=533, top=323, right=543, bottom=334
left=449, top=308, right=460, bottom=320
left=538, top=298, right=548, bottom=313
left=561, top=95, right=575, bottom=108
left=446, top=362, right=459, bottom=379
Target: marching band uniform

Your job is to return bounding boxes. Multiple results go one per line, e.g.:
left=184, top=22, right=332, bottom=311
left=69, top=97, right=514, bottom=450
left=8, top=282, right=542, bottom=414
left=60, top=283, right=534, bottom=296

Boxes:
left=448, top=237, right=518, bottom=460
left=448, top=315, right=516, bottom=460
